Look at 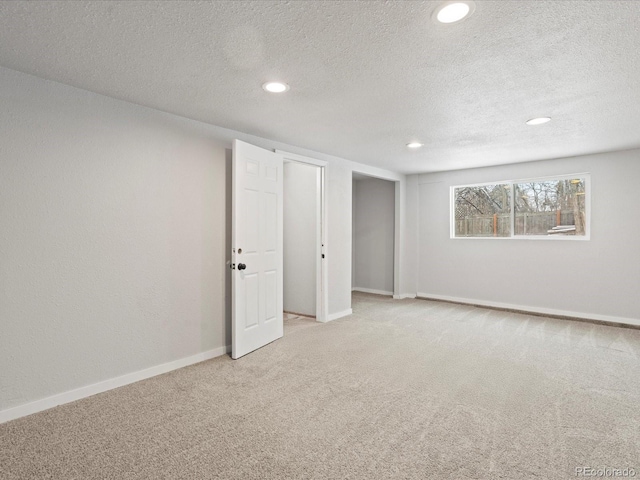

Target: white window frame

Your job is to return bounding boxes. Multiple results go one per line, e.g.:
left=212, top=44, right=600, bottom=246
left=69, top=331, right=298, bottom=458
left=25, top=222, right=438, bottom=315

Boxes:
left=450, top=173, right=591, bottom=241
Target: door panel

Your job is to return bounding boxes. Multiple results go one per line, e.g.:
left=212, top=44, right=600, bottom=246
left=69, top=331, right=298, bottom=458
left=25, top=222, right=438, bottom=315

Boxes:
left=232, top=140, right=283, bottom=359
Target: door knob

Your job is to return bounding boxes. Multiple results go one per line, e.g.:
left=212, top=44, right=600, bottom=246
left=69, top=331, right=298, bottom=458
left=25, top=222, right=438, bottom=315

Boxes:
left=237, top=263, right=247, bottom=271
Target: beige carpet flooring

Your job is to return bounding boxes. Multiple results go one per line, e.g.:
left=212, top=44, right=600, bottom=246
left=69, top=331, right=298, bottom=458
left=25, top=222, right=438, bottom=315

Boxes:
left=2, top=292, right=639, bottom=479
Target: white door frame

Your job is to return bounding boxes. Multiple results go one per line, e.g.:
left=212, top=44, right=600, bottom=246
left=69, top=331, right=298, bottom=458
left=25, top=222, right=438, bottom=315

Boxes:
left=275, top=150, right=328, bottom=323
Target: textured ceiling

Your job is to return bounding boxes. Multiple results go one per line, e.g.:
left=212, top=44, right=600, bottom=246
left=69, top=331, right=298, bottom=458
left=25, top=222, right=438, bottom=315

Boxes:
left=1, top=1, right=639, bottom=174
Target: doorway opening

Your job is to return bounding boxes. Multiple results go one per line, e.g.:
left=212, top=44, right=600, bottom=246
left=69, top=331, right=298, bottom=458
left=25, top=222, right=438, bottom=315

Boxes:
left=278, top=150, right=328, bottom=323
left=352, top=173, right=396, bottom=297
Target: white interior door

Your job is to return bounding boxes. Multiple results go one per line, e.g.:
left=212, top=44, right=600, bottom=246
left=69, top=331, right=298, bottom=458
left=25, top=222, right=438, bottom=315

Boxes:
left=232, top=140, right=283, bottom=359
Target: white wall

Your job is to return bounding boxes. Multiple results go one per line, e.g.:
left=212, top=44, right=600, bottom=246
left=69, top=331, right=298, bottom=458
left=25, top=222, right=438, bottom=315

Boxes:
left=0, top=67, right=230, bottom=413
left=408, top=149, right=640, bottom=324
left=283, top=162, right=317, bottom=316
left=352, top=177, right=395, bottom=294
left=0, top=66, right=404, bottom=416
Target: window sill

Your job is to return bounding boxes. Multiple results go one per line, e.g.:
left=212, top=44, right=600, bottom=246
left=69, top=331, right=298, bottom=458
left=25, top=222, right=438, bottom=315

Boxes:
left=451, top=235, right=590, bottom=241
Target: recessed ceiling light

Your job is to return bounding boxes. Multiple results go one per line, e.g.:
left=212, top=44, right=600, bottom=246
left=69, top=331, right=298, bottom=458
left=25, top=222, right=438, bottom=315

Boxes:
left=262, top=81, right=289, bottom=93
left=525, top=117, right=551, bottom=126
left=434, top=1, right=475, bottom=24
left=407, top=142, right=424, bottom=149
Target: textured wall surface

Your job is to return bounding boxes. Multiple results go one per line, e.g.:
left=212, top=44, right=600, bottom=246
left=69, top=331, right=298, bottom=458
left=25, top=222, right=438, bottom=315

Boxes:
left=0, top=69, right=229, bottom=411
left=0, top=1, right=639, bottom=173
left=412, top=148, right=640, bottom=322
left=353, top=178, right=396, bottom=293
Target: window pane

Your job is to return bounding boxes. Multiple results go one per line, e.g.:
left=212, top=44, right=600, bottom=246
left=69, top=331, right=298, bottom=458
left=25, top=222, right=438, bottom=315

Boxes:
left=454, top=184, right=511, bottom=237
left=514, top=179, right=586, bottom=236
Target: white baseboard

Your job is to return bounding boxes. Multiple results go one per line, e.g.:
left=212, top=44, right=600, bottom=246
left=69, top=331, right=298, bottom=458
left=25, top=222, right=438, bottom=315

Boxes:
left=352, top=287, right=393, bottom=296
left=324, top=309, right=353, bottom=322
left=393, top=293, right=417, bottom=300
left=0, top=345, right=231, bottom=425
left=416, top=293, right=640, bottom=328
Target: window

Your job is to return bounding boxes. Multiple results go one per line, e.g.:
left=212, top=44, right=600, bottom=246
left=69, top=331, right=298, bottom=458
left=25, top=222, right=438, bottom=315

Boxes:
left=454, top=184, right=511, bottom=237
left=452, top=174, right=589, bottom=239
